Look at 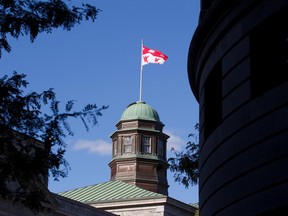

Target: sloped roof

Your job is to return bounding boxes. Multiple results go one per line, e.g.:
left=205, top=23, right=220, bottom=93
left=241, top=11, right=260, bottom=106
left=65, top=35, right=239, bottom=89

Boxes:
left=59, top=180, right=166, bottom=203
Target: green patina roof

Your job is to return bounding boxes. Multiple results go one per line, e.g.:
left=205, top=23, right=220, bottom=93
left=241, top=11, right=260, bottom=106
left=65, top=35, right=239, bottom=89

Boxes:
left=58, top=180, right=165, bottom=203
left=120, top=101, right=160, bottom=122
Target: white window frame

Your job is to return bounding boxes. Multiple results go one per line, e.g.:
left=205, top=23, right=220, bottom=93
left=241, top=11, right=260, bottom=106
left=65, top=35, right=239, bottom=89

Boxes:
left=142, top=136, right=151, bottom=153
left=124, top=136, right=132, bottom=153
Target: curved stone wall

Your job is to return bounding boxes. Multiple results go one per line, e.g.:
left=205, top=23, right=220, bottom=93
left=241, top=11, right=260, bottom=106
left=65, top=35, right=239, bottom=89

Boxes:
left=188, top=1, right=288, bottom=215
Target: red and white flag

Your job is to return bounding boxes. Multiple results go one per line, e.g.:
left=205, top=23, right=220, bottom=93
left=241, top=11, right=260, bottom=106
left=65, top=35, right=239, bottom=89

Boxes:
left=142, top=45, right=168, bottom=65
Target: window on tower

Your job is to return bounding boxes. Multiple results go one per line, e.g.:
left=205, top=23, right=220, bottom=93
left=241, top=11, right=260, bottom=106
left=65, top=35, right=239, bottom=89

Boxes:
left=113, top=139, right=117, bottom=156
left=157, top=138, right=164, bottom=157
left=124, top=136, right=132, bottom=153
left=204, top=61, right=222, bottom=140
left=250, top=8, right=288, bottom=98
left=142, top=136, right=151, bottom=153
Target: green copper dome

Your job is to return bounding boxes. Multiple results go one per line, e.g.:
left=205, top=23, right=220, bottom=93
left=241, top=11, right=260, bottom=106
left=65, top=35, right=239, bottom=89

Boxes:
left=120, top=101, right=160, bottom=122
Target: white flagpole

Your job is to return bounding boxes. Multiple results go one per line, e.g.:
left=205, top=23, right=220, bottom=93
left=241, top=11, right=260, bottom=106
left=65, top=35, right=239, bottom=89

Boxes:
left=139, top=39, right=144, bottom=102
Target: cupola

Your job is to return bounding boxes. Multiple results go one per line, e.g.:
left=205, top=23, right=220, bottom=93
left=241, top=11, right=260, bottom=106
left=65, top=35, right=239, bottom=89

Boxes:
left=109, top=101, right=170, bottom=195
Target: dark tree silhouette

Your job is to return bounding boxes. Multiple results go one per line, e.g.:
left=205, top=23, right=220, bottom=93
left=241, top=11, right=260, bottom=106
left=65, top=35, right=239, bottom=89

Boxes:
left=168, top=123, right=199, bottom=188
left=0, top=0, right=103, bottom=211
left=0, top=0, right=104, bottom=212
left=0, top=72, right=108, bottom=212
left=0, top=0, right=101, bottom=57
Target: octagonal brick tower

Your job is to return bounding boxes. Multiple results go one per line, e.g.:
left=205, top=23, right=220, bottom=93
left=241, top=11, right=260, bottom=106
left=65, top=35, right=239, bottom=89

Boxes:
left=109, top=101, right=170, bottom=195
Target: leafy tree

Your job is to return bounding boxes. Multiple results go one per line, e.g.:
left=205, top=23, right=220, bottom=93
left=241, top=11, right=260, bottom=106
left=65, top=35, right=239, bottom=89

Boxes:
left=168, top=123, right=199, bottom=188
left=0, top=0, right=104, bottom=212
left=0, top=0, right=101, bottom=57
left=0, top=72, right=108, bottom=212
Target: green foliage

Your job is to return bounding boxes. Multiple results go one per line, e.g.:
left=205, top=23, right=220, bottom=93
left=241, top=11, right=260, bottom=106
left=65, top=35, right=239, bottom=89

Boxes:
left=0, top=0, right=103, bottom=211
left=0, top=0, right=101, bottom=57
left=0, top=72, right=108, bottom=212
left=168, top=123, right=199, bottom=188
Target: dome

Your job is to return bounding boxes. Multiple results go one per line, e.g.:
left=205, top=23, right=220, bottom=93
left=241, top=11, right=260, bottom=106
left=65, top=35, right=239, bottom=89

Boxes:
left=120, top=101, right=160, bottom=122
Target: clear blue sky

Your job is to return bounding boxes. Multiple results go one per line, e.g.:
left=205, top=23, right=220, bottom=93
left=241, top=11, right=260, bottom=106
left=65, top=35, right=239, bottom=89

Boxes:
left=0, top=0, right=200, bottom=205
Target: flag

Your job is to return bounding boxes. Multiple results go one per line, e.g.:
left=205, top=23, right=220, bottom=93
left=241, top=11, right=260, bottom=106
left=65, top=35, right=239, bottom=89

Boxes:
left=142, top=45, right=168, bottom=65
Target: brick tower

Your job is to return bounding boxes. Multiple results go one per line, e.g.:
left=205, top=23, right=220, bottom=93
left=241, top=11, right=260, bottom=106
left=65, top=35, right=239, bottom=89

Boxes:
left=109, top=101, right=169, bottom=195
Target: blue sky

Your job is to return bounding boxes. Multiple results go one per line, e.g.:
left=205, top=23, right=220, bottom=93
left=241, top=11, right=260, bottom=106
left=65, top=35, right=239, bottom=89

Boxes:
left=0, top=0, right=200, bottom=205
